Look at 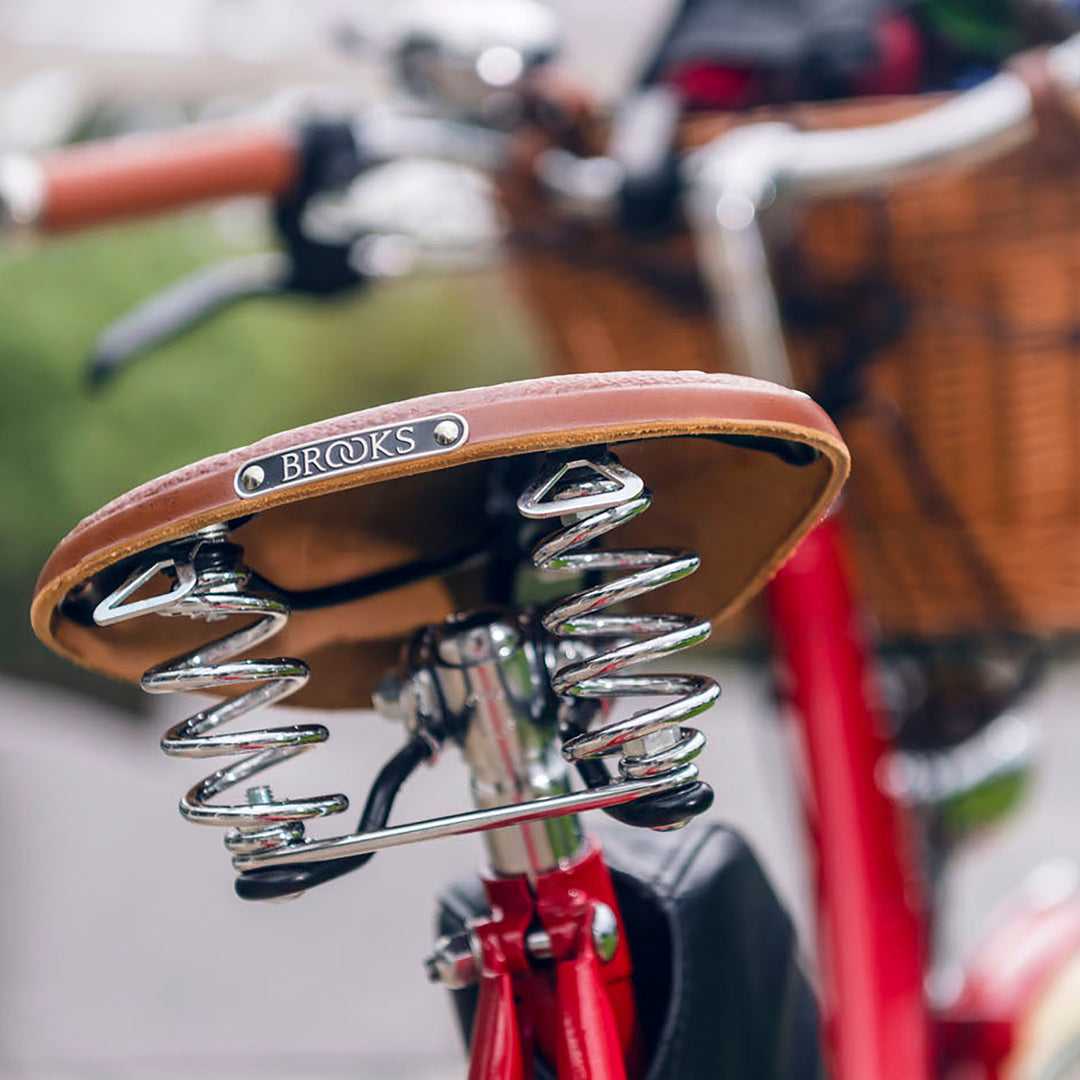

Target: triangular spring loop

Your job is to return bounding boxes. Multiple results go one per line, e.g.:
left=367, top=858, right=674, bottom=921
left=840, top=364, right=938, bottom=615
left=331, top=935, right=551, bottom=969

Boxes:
left=516, top=448, right=644, bottom=520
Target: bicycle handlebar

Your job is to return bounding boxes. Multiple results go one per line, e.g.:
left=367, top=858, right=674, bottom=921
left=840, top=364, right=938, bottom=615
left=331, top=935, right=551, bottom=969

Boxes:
left=686, top=32, right=1080, bottom=387
left=10, top=29, right=1080, bottom=387
left=3, top=123, right=300, bottom=234
left=9, top=26, right=1080, bottom=235
left=0, top=110, right=514, bottom=239
left=690, top=35, right=1080, bottom=207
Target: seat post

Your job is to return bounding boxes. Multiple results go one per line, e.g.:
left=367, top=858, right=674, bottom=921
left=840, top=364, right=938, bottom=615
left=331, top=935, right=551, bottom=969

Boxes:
left=421, top=611, right=586, bottom=878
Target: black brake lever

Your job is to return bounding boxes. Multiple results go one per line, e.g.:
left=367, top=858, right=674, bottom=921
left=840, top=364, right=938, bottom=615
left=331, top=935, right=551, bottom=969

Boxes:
left=88, top=119, right=368, bottom=388
left=87, top=253, right=289, bottom=387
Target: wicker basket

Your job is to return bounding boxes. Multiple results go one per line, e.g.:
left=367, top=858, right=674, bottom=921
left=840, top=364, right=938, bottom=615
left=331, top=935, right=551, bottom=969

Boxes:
left=498, top=96, right=1080, bottom=642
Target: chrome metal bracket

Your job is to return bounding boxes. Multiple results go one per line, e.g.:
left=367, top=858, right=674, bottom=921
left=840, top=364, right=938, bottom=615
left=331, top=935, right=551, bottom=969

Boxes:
left=231, top=765, right=698, bottom=872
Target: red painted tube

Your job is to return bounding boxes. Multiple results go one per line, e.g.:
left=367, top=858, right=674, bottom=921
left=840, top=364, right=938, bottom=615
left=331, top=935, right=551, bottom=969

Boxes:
left=766, top=517, right=932, bottom=1080
left=36, top=123, right=299, bottom=233
left=474, top=842, right=639, bottom=1079
left=469, top=967, right=526, bottom=1080
left=553, top=947, right=627, bottom=1080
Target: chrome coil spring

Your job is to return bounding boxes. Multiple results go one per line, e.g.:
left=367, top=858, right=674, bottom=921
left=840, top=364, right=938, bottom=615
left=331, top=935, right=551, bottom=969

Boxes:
left=517, top=450, right=721, bottom=809
left=94, top=525, right=348, bottom=857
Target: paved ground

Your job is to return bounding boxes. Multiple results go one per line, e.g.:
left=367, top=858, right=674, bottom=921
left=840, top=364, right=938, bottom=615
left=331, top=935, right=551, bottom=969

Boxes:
left=0, top=655, right=1077, bottom=1078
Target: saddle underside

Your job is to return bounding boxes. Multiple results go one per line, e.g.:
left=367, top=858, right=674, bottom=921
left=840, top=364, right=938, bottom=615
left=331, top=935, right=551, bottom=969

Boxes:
left=32, top=371, right=848, bottom=708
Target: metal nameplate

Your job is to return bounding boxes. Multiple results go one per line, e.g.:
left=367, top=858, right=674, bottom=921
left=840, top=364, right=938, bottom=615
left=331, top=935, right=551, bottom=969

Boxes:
left=234, top=413, right=469, bottom=498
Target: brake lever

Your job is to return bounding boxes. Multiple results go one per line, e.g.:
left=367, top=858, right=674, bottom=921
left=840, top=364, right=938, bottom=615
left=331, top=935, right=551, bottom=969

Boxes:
left=86, top=221, right=373, bottom=388
left=85, top=114, right=501, bottom=386
left=87, top=253, right=290, bottom=387
left=87, top=118, right=369, bottom=388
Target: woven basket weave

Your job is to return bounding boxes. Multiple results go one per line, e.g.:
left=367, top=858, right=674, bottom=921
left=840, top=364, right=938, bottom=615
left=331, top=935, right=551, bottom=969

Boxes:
left=499, top=96, right=1080, bottom=641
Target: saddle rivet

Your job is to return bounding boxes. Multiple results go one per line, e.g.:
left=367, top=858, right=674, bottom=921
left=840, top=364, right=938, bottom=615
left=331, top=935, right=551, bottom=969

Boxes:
left=433, top=420, right=460, bottom=446
left=240, top=465, right=265, bottom=491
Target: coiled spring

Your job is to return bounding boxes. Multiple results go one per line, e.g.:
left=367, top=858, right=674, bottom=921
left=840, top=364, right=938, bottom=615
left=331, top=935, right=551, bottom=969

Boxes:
left=94, top=525, right=348, bottom=857
left=88, top=447, right=720, bottom=893
left=517, top=449, right=721, bottom=797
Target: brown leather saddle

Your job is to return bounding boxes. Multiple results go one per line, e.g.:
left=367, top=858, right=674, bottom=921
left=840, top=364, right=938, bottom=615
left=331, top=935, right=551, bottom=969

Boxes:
left=32, top=371, right=848, bottom=708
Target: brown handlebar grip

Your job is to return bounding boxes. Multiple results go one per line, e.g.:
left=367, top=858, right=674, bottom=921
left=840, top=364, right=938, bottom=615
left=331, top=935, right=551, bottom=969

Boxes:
left=38, top=124, right=300, bottom=233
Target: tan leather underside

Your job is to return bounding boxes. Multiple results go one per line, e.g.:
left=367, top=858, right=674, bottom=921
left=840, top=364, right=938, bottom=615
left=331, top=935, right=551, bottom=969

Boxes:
left=33, top=372, right=848, bottom=708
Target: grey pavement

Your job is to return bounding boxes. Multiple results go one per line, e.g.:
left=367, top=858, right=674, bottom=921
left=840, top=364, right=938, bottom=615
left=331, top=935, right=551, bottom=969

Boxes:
left=0, top=656, right=1076, bottom=1078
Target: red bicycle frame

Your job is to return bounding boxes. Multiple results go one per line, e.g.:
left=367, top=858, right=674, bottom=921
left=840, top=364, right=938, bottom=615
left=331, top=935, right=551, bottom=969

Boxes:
left=768, top=515, right=932, bottom=1080
left=465, top=512, right=934, bottom=1080
left=465, top=506, right=1080, bottom=1080
left=468, top=842, right=640, bottom=1080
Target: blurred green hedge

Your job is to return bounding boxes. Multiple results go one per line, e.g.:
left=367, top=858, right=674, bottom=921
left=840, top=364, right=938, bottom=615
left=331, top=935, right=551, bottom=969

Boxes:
left=0, top=213, right=538, bottom=705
